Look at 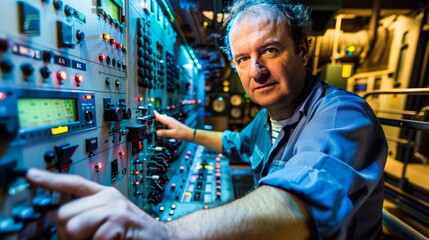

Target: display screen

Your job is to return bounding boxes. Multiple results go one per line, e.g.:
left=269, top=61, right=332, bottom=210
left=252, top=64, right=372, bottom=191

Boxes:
left=18, top=98, right=77, bottom=130
left=102, top=0, right=121, bottom=22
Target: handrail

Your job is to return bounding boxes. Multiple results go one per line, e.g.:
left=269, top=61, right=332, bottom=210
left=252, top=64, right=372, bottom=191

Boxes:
left=362, top=88, right=429, bottom=189
left=362, top=88, right=429, bottom=99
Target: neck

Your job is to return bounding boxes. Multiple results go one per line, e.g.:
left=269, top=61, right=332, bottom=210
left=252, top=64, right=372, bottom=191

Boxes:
left=267, top=102, right=297, bottom=120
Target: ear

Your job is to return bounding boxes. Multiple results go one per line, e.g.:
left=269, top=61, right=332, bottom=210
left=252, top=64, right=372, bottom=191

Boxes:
left=299, top=41, right=309, bottom=66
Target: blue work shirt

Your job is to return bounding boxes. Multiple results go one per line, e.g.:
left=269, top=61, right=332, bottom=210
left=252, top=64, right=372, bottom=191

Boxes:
left=222, top=74, right=387, bottom=239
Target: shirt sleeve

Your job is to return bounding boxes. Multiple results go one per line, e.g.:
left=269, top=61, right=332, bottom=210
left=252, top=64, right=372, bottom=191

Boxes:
left=222, top=109, right=267, bottom=164
left=259, top=94, right=387, bottom=238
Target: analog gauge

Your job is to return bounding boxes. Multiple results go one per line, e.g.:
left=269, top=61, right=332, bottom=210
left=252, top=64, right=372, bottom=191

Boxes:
left=212, top=96, right=226, bottom=113
left=230, top=94, right=243, bottom=106
left=230, top=107, right=242, bottom=119
left=249, top=105, right=260, bottom=118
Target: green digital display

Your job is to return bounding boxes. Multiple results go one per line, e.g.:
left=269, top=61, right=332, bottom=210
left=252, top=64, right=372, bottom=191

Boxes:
left=17, top=98, right=77, bottom=130
left=102, top=0, right=121, bottom=22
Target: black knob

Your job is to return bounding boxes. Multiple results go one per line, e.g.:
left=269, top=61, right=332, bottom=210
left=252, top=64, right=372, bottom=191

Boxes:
left=85, top=111, right=94, bottom=122
left=0, top=59, right=14, bottom=73
left=138, top=68, right=145, bottom=78
left=44, top=151, right=56, bottom=163
left=21, top=63, right=34, bottom=76
left=0, top=38, right=9, bottom=52
left=115, top=79, right=120, bottom=88
left=105, top=77, right=110, bottom=86
left=104, top=104, right=123, bottom=122
left=53, top=0, right=63, bottom=10
left=137, top=37, right=144, bottom=47
left=40, top=66, right=51, bottom=79
left=42, top=50, right=53, bottom=63
left=138, top=58, right=144, bottom=68
left=120, top=105, right=132, bottom=120
left=64, top=5, right=74, bottom=17
left=76, top=30, right=86, bottom=41
left=138, top=78, right=150, bottom=88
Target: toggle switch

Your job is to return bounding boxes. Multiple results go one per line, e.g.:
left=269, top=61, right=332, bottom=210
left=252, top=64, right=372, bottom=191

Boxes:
left=33, top=195, right=60, bottom=212
left=12, top=205, right=42, bottom=222
left=0, top=217, right=24, bottom=235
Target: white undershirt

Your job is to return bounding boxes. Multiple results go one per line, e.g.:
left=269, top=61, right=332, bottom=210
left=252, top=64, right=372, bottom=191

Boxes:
left=270, top=118, right=289, bottom=145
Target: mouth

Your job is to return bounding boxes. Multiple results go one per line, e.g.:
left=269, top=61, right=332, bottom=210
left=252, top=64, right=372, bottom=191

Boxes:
left=255, top=82, right=277, bottom=91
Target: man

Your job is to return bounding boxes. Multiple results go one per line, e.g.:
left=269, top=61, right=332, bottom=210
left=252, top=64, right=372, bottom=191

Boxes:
left=26, top=0, right=387, bottom=239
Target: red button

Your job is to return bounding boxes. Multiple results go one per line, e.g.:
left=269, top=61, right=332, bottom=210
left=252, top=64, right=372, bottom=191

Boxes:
left=56, top=71, right=67, bottom=81
left=75, top=74, right=83, bottom=83
left=99, top=54, right=106, bottom=61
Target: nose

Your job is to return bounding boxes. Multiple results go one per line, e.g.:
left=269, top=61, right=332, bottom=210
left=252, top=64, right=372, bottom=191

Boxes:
left=249, top=58, right=269, bottom=83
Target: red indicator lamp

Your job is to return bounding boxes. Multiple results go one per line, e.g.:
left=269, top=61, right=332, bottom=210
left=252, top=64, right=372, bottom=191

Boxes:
left=0, top=92, right=6, bottom=100
left=95, top=162, right=102, bottom=172
left=84, top=95, right=93, bottom=100
left=75, top=74, right=83, bottom=84
left=99, top=54, right=106, bottom=61
left=119, top=150, right=126, bottom=157
left=56, top=71, right=67, bottom=81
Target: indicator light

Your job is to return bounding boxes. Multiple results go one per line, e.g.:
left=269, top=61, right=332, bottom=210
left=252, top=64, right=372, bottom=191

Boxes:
left=51, top=126, right=69, bottom=135
left=0, top=92, right=6, bottom=100
left=110, top=39, right=116, bottom=45
left=102, top=33, right=110, bottom=40
left=116, top=43, right=123, bottom=49
left=99, top=54, right=106, bottom=61
left=56, top=71, right=67, bottom=81
left=119, top=150, right=125, bottom=157
left=84, top=95, right=93, bottom=100
left=75, top=74, right=83, bottom=83
left=95, top=162, right=102, bottom=171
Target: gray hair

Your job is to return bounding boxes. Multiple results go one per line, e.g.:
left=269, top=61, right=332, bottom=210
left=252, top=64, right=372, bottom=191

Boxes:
left=221, top=0, right=312, bottom=60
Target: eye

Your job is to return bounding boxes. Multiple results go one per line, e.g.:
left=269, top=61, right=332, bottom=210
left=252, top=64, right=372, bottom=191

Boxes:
left=262, top=47, right=279, bottom=56
left=236, top=56, right=250, bottom=65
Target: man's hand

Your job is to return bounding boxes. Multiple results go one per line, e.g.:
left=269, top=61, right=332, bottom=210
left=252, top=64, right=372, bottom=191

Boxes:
left=25, top=168, right=170, bottom=240
left=154, top=110, right=193, bottom=141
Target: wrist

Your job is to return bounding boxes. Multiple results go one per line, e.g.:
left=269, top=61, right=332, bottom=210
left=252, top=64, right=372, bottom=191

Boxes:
left=191, top=128, right=197, bottom=142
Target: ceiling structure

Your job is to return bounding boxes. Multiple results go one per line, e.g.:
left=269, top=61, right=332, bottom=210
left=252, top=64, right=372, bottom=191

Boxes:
left=167, top=0, right=429, bottom=75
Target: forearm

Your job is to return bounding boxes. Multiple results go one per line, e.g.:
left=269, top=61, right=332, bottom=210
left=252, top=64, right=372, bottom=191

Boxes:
left=166, top=185, right=312, bottom=239
left=189, top=128, right=224, bottom=153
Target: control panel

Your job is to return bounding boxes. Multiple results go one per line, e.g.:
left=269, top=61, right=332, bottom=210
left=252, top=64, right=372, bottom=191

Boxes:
left=0, top=0, right=249, bottom=239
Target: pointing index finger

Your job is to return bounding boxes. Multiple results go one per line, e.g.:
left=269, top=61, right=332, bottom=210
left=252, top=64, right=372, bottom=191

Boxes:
left=25, top=168, right=104, bottom=197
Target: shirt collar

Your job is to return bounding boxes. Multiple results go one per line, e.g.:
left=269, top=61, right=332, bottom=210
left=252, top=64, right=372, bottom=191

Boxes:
left=263, top=70, right=321, bottom=128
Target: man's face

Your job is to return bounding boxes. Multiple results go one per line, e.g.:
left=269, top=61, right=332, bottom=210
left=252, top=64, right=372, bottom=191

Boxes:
left=229, top=8, right=308, bottom=119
